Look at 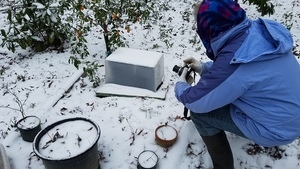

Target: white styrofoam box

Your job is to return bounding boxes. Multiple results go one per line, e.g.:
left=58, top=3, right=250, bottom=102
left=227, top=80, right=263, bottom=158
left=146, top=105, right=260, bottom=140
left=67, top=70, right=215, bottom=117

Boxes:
left=105, top=47, right=164, bottom=92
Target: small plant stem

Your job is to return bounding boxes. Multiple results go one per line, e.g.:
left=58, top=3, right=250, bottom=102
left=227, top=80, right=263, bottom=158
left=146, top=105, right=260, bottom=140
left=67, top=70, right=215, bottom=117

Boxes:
left=0, top=106, right=22, bottom=113
left=102, top=24, right=111, bottom=56
left=0, top=88, right=27, bottom=118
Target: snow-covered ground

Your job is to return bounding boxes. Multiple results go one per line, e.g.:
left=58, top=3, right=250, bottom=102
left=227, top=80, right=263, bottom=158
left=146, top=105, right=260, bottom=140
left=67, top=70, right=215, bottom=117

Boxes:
left=0, top=0, right=300, bottom=169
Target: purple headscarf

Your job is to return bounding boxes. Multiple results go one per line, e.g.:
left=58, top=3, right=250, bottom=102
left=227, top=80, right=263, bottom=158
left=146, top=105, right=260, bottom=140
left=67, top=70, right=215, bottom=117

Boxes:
left=196, top=0, right=246, bottom=60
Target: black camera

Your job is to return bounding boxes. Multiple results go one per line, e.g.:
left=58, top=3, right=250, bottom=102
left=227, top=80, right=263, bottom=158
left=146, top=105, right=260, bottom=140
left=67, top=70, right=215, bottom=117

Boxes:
left=172, top=65, right=194, bottom=80
left=172, top=65, right=187, bottom=76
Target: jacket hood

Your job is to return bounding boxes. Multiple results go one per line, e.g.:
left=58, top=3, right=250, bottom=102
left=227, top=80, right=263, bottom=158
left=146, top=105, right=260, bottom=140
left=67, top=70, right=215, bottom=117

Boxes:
left=196, top=0, right=246, bottom=61
left=211, top=18, right=250, bottom=59
left=232, top=18, right=294, bottom=63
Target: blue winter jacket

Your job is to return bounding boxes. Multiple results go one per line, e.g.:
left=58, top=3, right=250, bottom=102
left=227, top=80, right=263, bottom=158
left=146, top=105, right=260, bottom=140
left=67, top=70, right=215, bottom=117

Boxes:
left=174, top=18, right=300, bottom=147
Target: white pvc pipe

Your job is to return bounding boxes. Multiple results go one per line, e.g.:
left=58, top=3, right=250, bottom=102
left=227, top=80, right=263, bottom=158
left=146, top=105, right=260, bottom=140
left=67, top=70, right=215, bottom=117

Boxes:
left=35, top=69, right=84, bottom=114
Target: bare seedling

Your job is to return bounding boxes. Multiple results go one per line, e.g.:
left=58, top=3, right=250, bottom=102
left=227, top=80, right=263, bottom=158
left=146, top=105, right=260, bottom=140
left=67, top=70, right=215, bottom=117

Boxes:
left=0, top=87, right=29, bottom=118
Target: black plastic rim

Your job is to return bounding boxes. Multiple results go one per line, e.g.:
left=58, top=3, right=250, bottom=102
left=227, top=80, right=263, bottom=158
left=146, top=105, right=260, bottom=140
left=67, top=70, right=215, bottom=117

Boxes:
left=137, top=150, right=158, bottom=169
left=32, top=117, right=101, bottom=161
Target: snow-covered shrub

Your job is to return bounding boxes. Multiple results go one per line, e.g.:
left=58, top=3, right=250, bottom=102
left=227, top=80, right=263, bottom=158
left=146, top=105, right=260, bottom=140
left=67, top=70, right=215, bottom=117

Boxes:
left=0, top=0, right=73, bottom=52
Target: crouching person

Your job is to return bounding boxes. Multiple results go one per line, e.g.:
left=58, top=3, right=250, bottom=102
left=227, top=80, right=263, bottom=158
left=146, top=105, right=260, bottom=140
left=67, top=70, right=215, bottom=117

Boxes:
left=174, top=0, right=300, bottom=168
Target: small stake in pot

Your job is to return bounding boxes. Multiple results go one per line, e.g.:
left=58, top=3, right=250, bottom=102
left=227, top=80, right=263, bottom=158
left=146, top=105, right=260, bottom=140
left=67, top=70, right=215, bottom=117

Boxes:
left=137, top=150, right=158, bottom=169
left=155, top=124, right=178, bottom=148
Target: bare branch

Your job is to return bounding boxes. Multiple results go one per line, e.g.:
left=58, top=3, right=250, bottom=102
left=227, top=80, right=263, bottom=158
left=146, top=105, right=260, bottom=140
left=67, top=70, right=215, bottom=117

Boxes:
left=0, top=105, right=22, bottom=112
left=0, top=87, right=27, bottom=118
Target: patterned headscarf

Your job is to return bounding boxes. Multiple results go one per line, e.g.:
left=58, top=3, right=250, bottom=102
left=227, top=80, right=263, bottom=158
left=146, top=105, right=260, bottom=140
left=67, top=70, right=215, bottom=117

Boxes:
left=196, top=0, right=246, bottom=60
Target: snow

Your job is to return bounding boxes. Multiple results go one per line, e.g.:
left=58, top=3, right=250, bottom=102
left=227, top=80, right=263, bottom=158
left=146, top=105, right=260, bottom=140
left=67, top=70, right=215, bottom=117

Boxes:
left=0, top=0, right=300, bottom=169
left=156, top=125, right=178, bottom=140
left=36, top=118, right=99, bottom=159
left=106, top=47, right=163, bottom=67
left=16, top=116, right=40, bottom=130
left=138, top=150, right=159, bottom=168
left=32, top=3, right=45, bottom=9
left=96, top=83, right=168, bottom=99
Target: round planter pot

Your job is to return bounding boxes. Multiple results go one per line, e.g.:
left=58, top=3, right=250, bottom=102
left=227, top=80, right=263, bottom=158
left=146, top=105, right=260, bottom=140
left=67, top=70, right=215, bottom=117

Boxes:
left=137, top=150, right=158, bottom=169
left=33, top=117, right=101, bottom=169
left=155, top=124, right=178, bottom=148
left=16, top=115, right=41, bottom=142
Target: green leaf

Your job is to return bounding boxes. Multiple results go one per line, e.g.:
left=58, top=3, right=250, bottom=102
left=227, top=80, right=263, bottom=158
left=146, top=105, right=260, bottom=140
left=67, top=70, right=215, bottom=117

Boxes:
left=18, top=39, right=27, bottom=49
left=74, top=59, right=81, bottom=69
left=1, top=29, right=6, bottom=37
left=49, top=32, right=55, bottom=43
left=7, top=10, right=12, bottom=21
left=68, top=57, right=81, bottom=69
left=11, top=43, right=15, bottom=53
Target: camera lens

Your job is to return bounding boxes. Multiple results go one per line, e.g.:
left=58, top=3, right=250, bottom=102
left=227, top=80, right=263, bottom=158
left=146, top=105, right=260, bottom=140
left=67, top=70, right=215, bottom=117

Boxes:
left=172, top=65, right=185, bottom=76
left=172, top=65, right=181, bottom=73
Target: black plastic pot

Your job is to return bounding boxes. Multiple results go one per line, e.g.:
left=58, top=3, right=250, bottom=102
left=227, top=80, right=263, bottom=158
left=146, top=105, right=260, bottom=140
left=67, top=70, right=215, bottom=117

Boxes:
left=33, top=117, right=101, bottom=169
left=16, top=116, right=41, bottom=142
left=137, top=150, right=158, bottom=169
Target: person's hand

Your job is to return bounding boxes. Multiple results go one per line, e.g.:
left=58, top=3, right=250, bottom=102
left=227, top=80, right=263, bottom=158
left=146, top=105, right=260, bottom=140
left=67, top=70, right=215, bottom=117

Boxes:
left=183, top=57, right=203, bottom=74
left=178, top=67, right=194, bottom=84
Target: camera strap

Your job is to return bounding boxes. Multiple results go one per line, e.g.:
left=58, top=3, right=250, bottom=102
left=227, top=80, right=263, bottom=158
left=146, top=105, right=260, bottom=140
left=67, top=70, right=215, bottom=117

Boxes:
left=182, top=71, right=196, bottom=120
left=183, top=107, right=191, bottom=120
